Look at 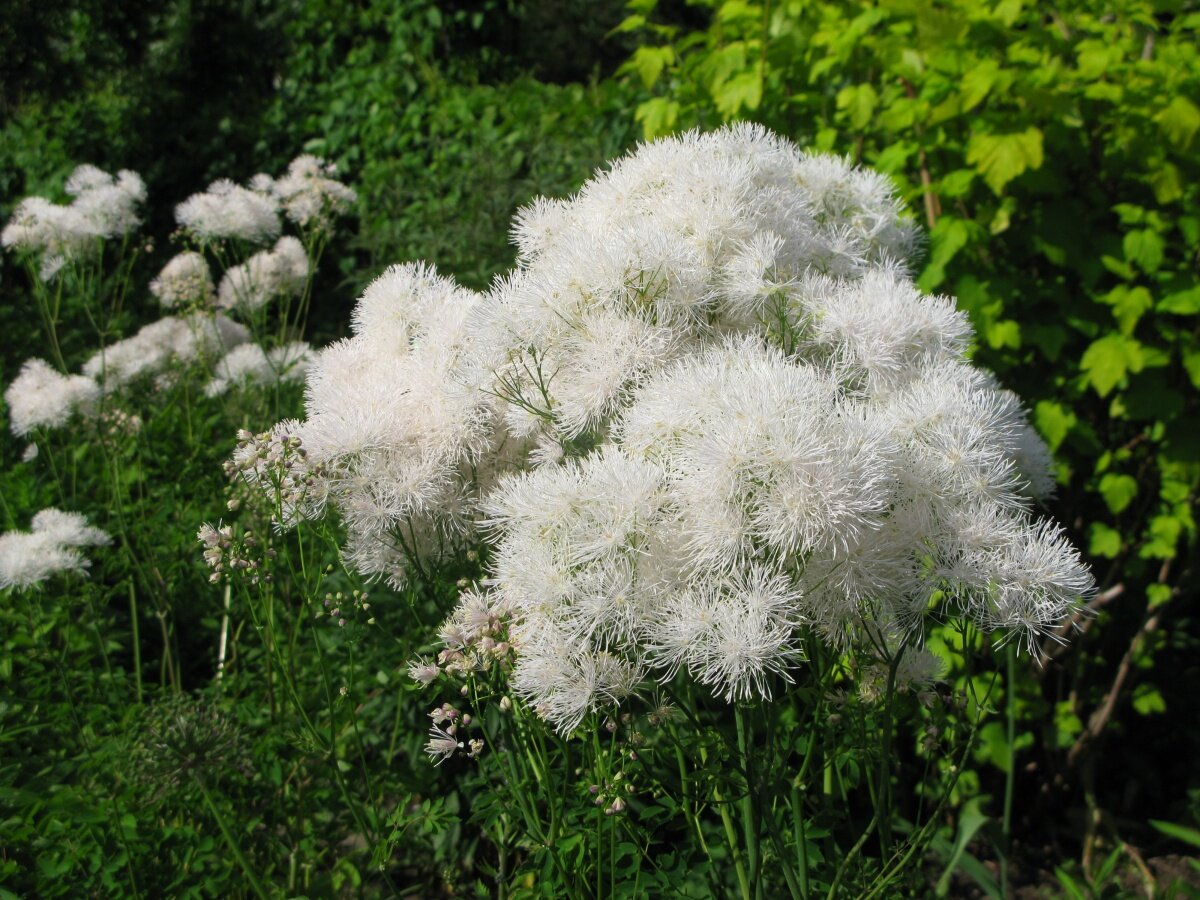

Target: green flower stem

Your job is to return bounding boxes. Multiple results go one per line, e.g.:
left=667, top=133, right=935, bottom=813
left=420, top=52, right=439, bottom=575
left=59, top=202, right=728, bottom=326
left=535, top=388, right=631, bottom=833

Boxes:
left=194, top=776, right=269, bottom=900
left=713, top=775, right=751, bottom=900
left=1001, top=642, right=1017, bottom=897
left=735, top=705, right=763, bottom=899
left=876, top=648, right=905, bottom=858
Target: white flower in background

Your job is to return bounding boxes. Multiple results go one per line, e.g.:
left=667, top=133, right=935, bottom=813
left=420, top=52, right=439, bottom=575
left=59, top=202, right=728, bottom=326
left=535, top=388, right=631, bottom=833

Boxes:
left=175, top=178, right=281, bottom=244
left=205, top=341, right=312, bottom=397
left=84, top=313, right=250, bottom=390
left=2, top=165, right=145, bottom=279
left=5, top=358, right=101, bottom=437
left=271, top=155, right=357, bottom=229
left=234, top=263, right=497, bottom=585
left=65, top=165, right=146, bottom=238
left=217, top=236, right=308, bottom=312
left=0, top=508, right=110, bottom=591
left=150, top=251, right=216, bottom=309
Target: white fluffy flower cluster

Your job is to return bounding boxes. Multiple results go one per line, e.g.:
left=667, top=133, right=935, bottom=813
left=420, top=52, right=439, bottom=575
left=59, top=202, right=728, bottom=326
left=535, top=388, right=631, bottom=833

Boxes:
left=267, top=155, right=358, bottom=229
left=4, top=358, right=102, bottom=437
left=244, top=125, right=1093, bottom=731
left=0, top=508, right=110, bottom=591
left=217, top=236, right=308, bottom=312
left=83, top=313, right=251, bottom=390
left=237, top=262, right=501, bottom=583
left=150, top=251, right=217, bottom=309
left=205, top=340, right=312, bottom=397
left=4, top=312, right=254, bottom=437
left=1, top=165, right=145, bottom=279
left=175, top=156, right=355, bottom=244
left=176, top=178, right=282, bottom=245
left=470, top=125, right=918, bottom=443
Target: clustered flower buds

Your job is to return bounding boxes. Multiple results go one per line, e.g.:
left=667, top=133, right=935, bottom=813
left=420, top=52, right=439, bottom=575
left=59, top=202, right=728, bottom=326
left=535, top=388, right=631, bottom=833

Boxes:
left=319, top=588, right=372, bottom=627
left=197, top=522, right=275, bottom=585
left=423, top=702, right=485, bottom=765
left=225, top=429, right=324, bottom=527
left=98, top=407, right=143, bottom=443
left=421, top=588, right=516, bottom=679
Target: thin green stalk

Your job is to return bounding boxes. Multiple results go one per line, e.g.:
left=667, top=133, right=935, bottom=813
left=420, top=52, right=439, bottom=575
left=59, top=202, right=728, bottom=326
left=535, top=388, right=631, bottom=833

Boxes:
left=765, top=808, right=804, bottom=900
left=826, top=805, right=880, bottom=900
left=675, top=744, right=710, bottom=854
left=714, top=779, right=752, bottom=900
left=195, top=777, right=270, bottom=900
left=735, top=705, right=762, bottom=899
left=876, top=648, right=905, bottom=858
left=128, top=581, right=143, bottom=704
left=1001, top=643, right=1017, bottom=897
left=791, top=782, right=809, bottom=899
left=860, top=684, right=994, bottom=899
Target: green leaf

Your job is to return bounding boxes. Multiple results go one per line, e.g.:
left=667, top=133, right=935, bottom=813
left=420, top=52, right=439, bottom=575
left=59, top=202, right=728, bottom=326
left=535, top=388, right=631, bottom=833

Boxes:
left=1158, top=286, right=1200, bottom=314
left=613, top=14, right=647, bottom=33
left=1034, top=400, right=1075, bottom=452
left=1155, top=96, right=1200, bottom=150
left=1100, top=254, right=1137, bottom=280
left=934, top=796, right=999, bottom=898
left=1146, top=583, right=1172, bottom=611
left=1131, top=683, right=1166, bottom=715
left=713, top=71, right=763, bottom=117
left=836, top=83, right=878, bottom=130
left=1149, top=820, right=1200, bottom=850
left=1098, top=473, right=1137, bottom=514
left=1080, top=333, right=1144, bottom=397
left=918, top=216, right=971, bottom=291
left=716, top=0, right=759, bottom=23
left=1178, top=345, right=1200, bottom=391
left=1076, top=40, right=1121, bottom=80
left=966, top=127, right=1044, bottom=194
left=1140, top=514, right=1183, bottom=560
left=1103, top=285, right=1153, bottom=334
left=634, top=97, right=680, bottom=139
left=1088, top=522, right=1122, bottom=558
left=872, top=141, right=916, bottom=173
left=939, top=169, right=976, bottom=198
left=1122, top=229, right=1164, bottom=273
left=624, top=45, right=675, bottom=88
left=1149, top=162, right=1184, bottom=204
left=985, top=318, right=1021, bottom=350
left=959, top=59, right=1001, bottom=111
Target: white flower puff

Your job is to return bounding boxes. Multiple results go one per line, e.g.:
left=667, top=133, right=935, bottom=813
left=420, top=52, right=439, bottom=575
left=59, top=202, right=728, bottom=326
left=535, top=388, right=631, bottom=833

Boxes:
left=240, top=124, right=1093, bottom=731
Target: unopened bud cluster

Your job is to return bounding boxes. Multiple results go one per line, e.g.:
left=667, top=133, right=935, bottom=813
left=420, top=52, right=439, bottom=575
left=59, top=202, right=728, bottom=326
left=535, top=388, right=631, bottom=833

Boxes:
left=197, top=522, right=276, bottom=585
left=423, top=702, right=485, bottom=765
left=319, top=588, right=372, bottom=627
left=225, top=429, right=323, bottom=527
left=407, top=588, right=515, bottom=685
left=97, top=407, right=143, bottom=443
left=589, top=768, right=636, bottom=817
